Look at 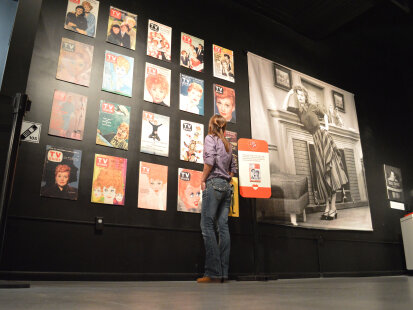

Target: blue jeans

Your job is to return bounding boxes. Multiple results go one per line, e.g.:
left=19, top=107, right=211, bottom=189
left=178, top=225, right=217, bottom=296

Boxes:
left=201, top=178, right=232, bottom=278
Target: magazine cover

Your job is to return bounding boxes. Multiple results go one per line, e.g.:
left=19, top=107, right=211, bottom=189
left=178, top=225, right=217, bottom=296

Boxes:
left=91, top=154, right=127, bottom=205
left=384, top=165, right=404, bottom=202
left=179, top=74, right=204, bottom=115
left=102, top=50, right=134, bottom=97
left=177, top=168, right=202, bottom=213
left=40, top=145, right=82, bottom=200
left=96, top=101, right=130, bottom=150
left=48, top=90, right=87, bottom=140
left=225, top=130, right=238, bottom=171
left=180, top=120, right=204, bottom=163
left=180, top=32, right=204, bottom=72
left=214, top=84, right=236, bottom=123
left=140, top=111, right=170, bottom=157
left=56, top=38, right=93, bottom=87
left=64, top=0, right=99, bottom=37
left=228, top=177, right=239, bottom=218
left=106, top=6, right=138, bottom=50
left=249, top=163, right=261, bottom=182
left=213, top=44, right=235, bottom=83
left=144, top=62, right=171, bottom=107
left=138, top=161, right=168, bottom=211
left=147, top=20, right=172, bottom=62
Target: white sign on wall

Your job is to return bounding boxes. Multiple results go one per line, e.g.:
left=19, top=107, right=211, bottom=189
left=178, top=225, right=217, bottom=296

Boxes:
left=20, top=121, right=41, bottom=143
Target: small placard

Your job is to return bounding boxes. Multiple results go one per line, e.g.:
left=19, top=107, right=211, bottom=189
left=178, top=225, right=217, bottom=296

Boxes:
left=20, top=121, right=41, bottom=143
left=390, top=201, right=405, bottom=210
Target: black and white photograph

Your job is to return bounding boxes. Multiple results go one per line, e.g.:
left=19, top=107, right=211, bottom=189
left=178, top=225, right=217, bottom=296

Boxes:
left=248, top=52, right=372, bottom=230
left=383, top=164, right=404, bottom=202
left=273, top=63, right=292, bottom=91
left=332, top=90, right=345, bottom=112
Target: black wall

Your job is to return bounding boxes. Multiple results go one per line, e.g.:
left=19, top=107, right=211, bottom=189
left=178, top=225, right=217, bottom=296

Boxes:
left=0, top=0, right=410, bottom=280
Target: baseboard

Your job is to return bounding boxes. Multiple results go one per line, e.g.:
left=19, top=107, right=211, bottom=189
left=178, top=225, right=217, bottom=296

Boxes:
left=0, top=271, right=201, bottom=281
left=0, top=270, right=406, bottom=281
left=321, top=270, right=406, bottom=277
left=0, top=271, right=255, bottom=281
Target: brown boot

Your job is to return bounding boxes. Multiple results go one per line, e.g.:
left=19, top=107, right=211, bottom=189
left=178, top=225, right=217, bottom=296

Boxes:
left=196, top=276, right=221, bottom=283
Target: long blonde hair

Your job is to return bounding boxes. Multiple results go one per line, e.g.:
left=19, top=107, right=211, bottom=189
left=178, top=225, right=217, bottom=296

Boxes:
left=208, top=114, right=230, bottom=152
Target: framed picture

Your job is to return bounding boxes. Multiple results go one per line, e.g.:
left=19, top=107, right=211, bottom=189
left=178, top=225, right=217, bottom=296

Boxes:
left=273, top=63, right=292, bottom=91
left=332, top=90, right=345, bottom=112
left=383, top=164, right=404, bottom=202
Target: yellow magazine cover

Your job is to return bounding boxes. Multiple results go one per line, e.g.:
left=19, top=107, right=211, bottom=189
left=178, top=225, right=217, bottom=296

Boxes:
left=229, top=177, right=239, bottom=217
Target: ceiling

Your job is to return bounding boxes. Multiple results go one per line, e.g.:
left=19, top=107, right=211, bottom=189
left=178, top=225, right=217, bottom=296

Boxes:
left=232, top=0, right=411, bottom=40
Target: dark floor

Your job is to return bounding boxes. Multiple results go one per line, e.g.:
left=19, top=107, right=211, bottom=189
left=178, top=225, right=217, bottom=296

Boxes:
left=0, top=276, right=412, bottom=309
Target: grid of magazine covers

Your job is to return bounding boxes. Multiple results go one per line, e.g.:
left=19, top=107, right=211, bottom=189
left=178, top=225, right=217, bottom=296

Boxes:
left=43, top=0, right=239, bottom=217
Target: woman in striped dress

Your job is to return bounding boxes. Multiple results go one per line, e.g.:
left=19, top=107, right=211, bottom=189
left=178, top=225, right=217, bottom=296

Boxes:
left=283, top=85, right=348, bottom=220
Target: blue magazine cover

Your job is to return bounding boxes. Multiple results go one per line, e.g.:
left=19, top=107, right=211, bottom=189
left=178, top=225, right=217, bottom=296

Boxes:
left=102, top=50, right=134, bottom=97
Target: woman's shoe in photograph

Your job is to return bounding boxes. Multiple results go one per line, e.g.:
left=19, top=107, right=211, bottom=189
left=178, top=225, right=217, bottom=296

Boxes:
left=320, top=211, right=329, bottom=220
left=327, top=210, right=338, bottom=220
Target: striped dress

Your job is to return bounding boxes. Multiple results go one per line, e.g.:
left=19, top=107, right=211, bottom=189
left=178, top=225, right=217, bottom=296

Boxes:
left=297, top=104, right=348, bottom=202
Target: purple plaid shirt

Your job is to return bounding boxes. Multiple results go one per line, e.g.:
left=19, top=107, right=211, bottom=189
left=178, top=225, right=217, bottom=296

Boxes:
left=203, top=134, right=237, bottom=181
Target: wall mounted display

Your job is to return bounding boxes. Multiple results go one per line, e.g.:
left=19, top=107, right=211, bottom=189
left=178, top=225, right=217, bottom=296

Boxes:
left=144, top=62, right=171, bottom=106
left=56, top=38, right=93, bottom=87
left=332, top=90, right=345, bottom=112
left=138, top=161, right=168, bottom=211
left=238, top=139, right=271, bottom=199
left=106, top=6, right=137, bottom=50
left=179, top=74, right=204, bottom=115
left=213, top=84, right=236, bottom=123
left=140, top=111, right=170, bottom=157
left=273, top=63, right=292, bottom=91
left=228, top=177, right=239, bottom=218
left=247, top=52, right=373, bottom=231
left=177, top=168, right=202, bottom=213
left=384, top=164, right=404, bottom=202
left=212, top=44, right=234, bottom=83
left=225, top=130, right=238, bottom=171
left=64, top=0, right=99, bottom=38
left=180, top=32, right=204, bottom=72
left=180, top=120, right=204, bottom=163
left=40, top=145, right=82, bottom=200
left=91, top=154, right=127, bottom=205
left=102, top=50, right=134, bottom=97
left=96, top=101, right=130, bottom=150
left=49, top=90, right=87, bottom=140
left=147, top=20, right=172, bottom=62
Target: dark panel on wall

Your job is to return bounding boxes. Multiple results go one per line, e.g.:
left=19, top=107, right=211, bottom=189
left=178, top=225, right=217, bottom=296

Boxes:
left=0, top=0, right=410, bottom=279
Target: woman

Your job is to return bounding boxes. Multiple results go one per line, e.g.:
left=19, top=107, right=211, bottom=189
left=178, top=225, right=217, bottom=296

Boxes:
left=107, top=23, right=122, bottom=46
left=41, top=164, right=77, bottom=200
left=197, top=115, right=237, bottom=283
left=120, top=23, right=131, bottom=49
left=65, top=5, right=87, bottom=33
left=189, top=45, right=201, bottom=70
left=283, top=85, right=348, bottom=221
left=81, top=1, right=96, bottom=37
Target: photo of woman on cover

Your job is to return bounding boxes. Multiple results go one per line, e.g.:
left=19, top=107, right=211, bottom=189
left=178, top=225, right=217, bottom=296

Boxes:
left=40, top=146, right=82, bottom=201
left=64, top=0, right=99, bottom=37
left=41, top=164, right=77, bottom=200
left=106, top=6, right=138, bottom=50
left=180, top=33, right=204, bottom=72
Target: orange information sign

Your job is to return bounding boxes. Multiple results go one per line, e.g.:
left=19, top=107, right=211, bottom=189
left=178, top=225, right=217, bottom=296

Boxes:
left=238, top=139, right=271, bottom=198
